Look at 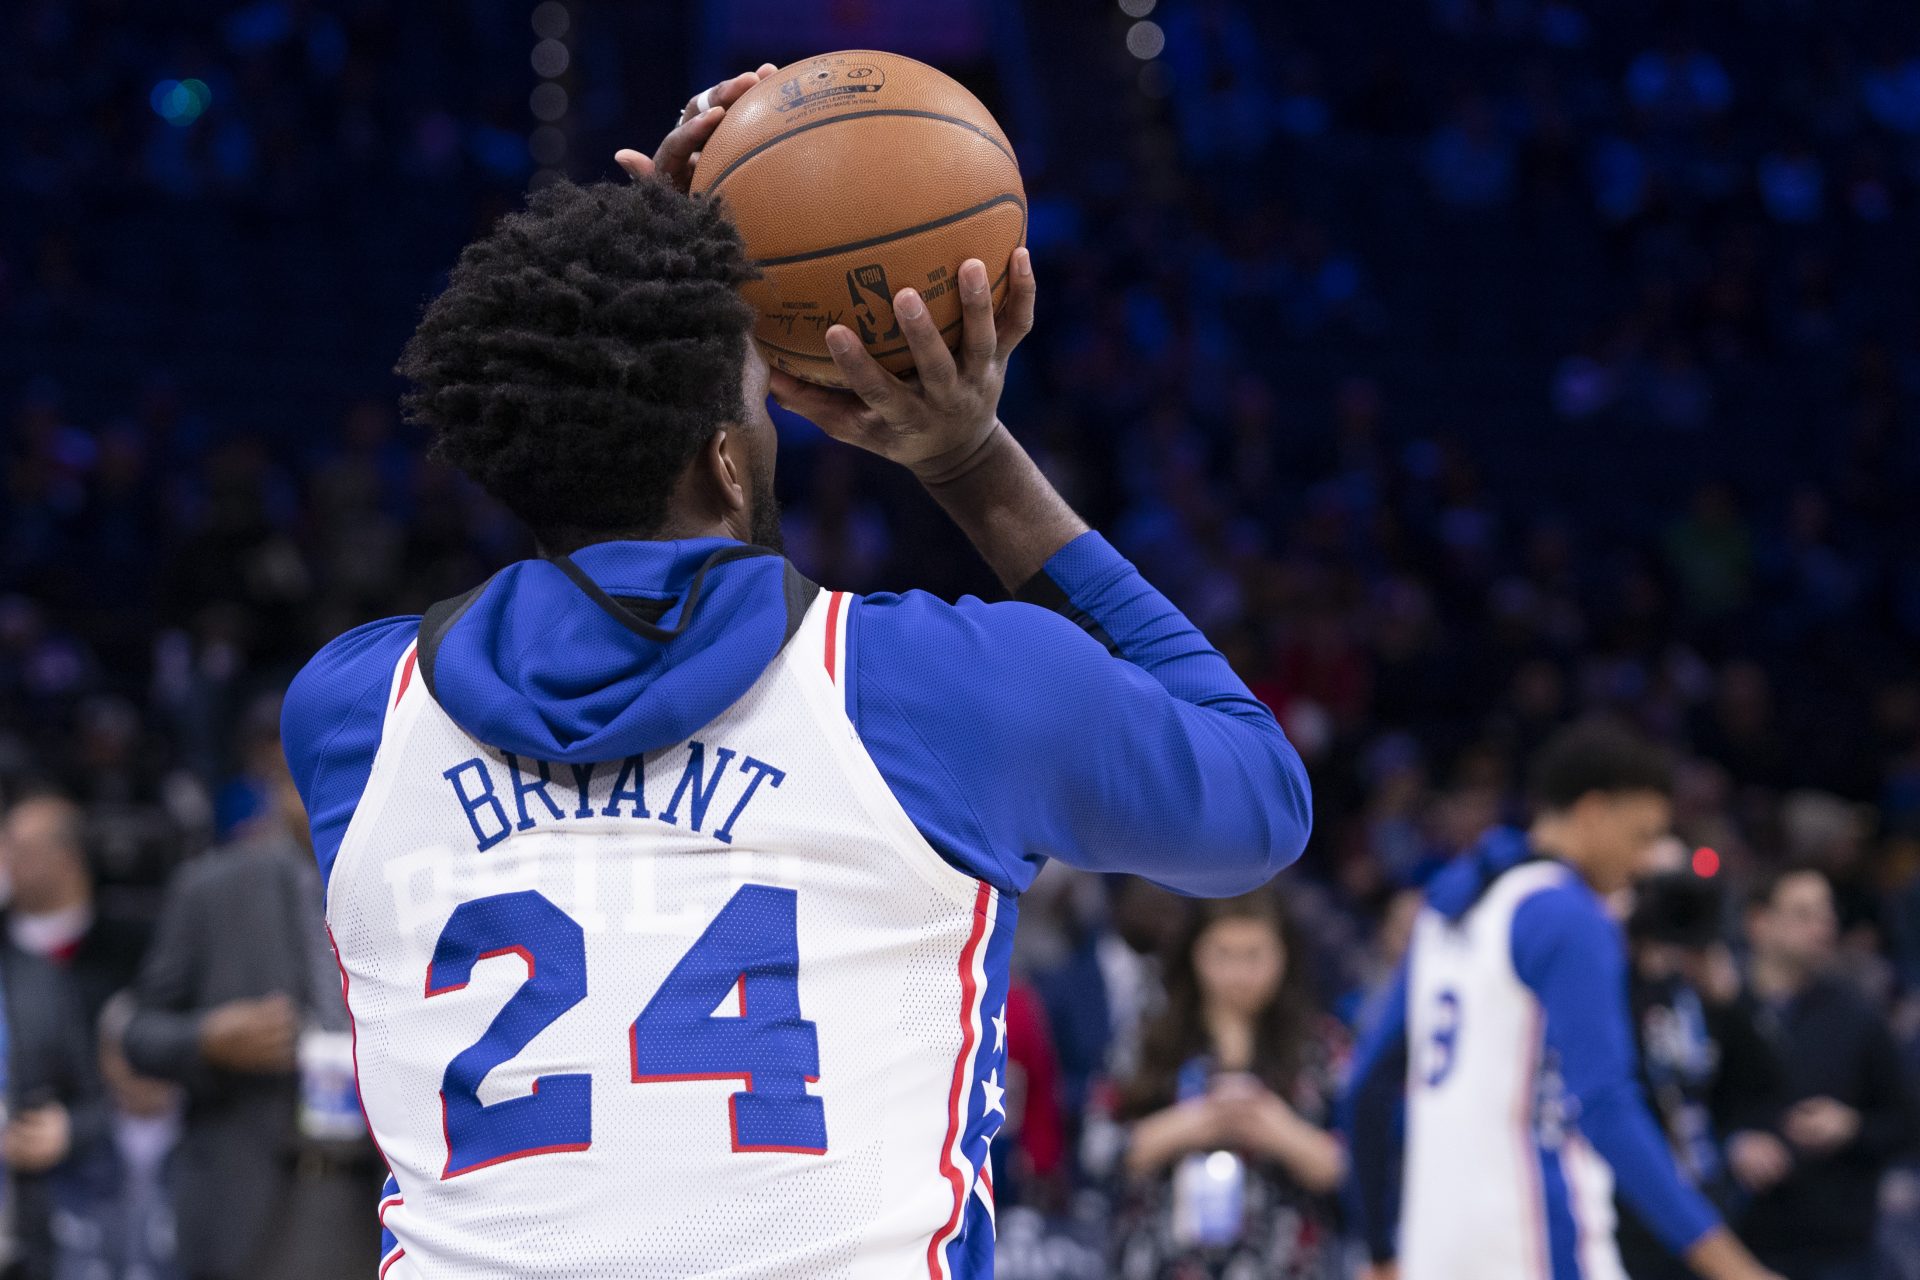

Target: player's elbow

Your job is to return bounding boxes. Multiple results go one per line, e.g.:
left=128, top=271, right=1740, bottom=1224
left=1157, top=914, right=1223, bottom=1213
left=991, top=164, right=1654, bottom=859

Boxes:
left=1260, top=733, right=1314, bottom=868
left=1164, top=731, right=1314, bottom=896
left=1233, top=731, right=1314, bottom=885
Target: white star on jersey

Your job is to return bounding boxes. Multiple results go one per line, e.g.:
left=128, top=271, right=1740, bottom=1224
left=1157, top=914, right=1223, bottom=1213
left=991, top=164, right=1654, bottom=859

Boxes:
left=981, top=1068, right=1006, bottom=1118
left=991, top=1006, right=1007, bottom=1052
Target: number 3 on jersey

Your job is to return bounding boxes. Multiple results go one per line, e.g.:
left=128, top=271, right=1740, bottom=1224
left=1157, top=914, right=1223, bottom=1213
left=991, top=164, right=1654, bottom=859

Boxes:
left=1423, top=988, right=1462, bottom=1088
left=425, top=884, right=825, bottom=1178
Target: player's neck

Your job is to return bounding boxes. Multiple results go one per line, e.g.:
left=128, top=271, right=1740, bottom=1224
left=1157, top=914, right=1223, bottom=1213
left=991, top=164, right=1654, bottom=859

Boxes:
left=1525, top=816, right=1595, bottom=888
left=536, top=516, right=739, bottom=557
left=650, top=510, right=747, bottom=543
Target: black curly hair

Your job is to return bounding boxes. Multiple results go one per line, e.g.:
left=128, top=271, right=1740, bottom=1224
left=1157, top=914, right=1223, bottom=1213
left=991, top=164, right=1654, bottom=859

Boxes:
left=396, top=179, right=757, bottom=550
left=1529, top=720, right=1673, bottom=812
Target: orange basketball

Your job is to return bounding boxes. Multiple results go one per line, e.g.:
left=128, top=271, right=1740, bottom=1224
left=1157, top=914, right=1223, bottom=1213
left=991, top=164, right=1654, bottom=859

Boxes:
left=691, top=51, right=1027, bottom=388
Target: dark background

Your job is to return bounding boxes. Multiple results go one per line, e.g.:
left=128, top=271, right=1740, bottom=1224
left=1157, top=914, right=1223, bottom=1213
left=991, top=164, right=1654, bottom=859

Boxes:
left=8, top=0, right=1920, bottom=1275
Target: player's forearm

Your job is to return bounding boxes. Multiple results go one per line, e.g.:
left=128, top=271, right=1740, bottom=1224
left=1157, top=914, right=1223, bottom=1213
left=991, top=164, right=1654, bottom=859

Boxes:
left=916, top=421, right=1088, bottom=593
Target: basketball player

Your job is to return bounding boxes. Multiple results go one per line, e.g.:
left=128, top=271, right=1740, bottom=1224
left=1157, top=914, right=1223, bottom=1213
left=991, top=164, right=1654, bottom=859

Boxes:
left=281, top=70, right=1311, bottom=1278
left=1343, top=724, right=1779, bottom=1280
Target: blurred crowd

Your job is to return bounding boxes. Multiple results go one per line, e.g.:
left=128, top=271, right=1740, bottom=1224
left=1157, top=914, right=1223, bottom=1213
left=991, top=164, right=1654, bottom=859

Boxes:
left=8, top=0, right=1920, bottom=1276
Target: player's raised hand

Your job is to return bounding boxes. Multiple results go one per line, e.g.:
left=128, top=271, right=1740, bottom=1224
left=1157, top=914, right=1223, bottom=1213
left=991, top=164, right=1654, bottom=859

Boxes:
left=768, top=249, right=1037, bottom=484
left=614, top=63, right=777, bottom=191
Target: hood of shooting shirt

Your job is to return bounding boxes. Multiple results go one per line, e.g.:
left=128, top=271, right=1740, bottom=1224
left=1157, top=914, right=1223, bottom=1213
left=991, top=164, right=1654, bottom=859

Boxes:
left=417, top=539, right=810, bottom=765
left=1422, top=825, right=1539, bottom=923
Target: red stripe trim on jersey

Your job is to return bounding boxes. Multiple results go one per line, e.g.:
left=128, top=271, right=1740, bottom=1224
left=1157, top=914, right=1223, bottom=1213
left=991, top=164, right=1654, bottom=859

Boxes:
left=394, top=645, right=419, bottom=707
left=379, top=1247, right=405, bottom=1278
left=1517, top=1003, right=1548, bottom=1280
left=438, top=1084, right=591, bottom=1179
left=926, top=882, right=994, bottom=1280
left=326, top=927, right=399, bottom=1212
left=823, top=592, right=845, bottom=682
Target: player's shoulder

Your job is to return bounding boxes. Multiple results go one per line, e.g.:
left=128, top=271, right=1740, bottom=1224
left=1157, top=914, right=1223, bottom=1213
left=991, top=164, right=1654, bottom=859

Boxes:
left=851, top=588, right=1111, bottom=712
left=854, top=587, right=1097, bottom=650
left=284, top=617, right=421, bottom=726
left=1498, top=857, right=1589, bottom=908
left=1507, top=868, right=1618, bottom=975
left=1507, top=867, right=1605, bottom=927
left=282, top=616, right=420, bottom=782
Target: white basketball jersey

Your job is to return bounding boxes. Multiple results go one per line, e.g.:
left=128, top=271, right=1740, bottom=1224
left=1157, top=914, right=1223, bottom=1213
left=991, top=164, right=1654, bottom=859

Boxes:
left=326, top=591, right=1014, bottom=1279
left=1401, top=861, right=1625, bottom=1280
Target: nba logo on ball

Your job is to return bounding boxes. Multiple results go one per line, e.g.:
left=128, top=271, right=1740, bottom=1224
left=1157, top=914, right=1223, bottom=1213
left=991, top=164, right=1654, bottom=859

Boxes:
left=846, top=264, right=901, bottom=345
left=691, top=51, right=1025, bottom=386
left=775, top=62, right=886, bottom=114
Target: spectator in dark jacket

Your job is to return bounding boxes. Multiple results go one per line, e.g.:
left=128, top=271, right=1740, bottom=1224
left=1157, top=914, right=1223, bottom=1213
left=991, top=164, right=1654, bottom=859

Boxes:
left=1619, top=871, right=1783, bottom=1280
left=1740, top=867, right=1920, bottom=1280
left=122, top=756, right=377, bottom=1280
left=0, top=795, right=149, bottom=1033
left=0, top=941, right=104, bottom=1280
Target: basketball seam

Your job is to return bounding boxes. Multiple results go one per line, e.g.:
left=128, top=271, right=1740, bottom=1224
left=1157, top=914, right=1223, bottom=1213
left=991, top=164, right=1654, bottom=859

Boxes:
left=702, top=108, right=1016, bottom=195
left=754, top=262, right=1015, bottom=365
left=751, top=195, right=1026, bottom=269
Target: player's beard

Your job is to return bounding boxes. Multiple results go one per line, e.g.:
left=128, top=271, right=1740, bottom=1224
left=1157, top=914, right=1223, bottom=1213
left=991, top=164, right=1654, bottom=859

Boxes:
left=747, top=453, right=784, bottom=554
left=749, top=495, right=784, bottom=553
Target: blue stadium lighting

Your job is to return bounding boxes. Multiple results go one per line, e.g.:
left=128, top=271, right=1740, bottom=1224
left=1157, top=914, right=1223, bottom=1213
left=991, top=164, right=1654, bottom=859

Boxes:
left=149, top=77, right=211, bottom=126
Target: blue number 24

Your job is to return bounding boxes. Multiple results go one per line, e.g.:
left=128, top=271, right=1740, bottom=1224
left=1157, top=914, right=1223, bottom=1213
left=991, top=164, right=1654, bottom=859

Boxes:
left=424, top=884, right=823, bottom=1178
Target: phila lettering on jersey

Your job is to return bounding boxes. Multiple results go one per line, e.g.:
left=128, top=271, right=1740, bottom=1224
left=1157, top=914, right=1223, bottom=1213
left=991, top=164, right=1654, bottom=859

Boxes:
left=327, top=591, right=1012, bottom=1280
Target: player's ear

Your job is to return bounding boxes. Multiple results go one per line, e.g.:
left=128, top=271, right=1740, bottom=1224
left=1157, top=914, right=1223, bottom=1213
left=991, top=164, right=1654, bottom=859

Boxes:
left=705, top=427, right=748, bottom=513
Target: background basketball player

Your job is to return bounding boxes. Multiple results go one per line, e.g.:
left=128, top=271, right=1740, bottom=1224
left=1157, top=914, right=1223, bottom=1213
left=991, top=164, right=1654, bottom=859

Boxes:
left=1344, top=724, right=1779, bottom=1280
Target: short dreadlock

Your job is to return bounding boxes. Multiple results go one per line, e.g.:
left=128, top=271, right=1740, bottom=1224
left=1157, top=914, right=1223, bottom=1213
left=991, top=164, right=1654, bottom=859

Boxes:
left=396, top=178, right=756, bottom=549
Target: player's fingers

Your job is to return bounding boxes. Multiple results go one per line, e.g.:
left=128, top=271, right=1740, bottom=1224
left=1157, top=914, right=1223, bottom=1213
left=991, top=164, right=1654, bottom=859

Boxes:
left=765, top=367, right=815, bottom=409
left=767, top=371, right=884, bottom=446
left=954, top=259, right=997, bottom=368
left=756, top=63, right=778, bottom=81
left=766, top=369, right=846, bottom=419
left=652, top=106, right=723, bottom=188
left=708, top=69, right=763, bottom=110
left=682, top=70, right=761, bottom=124
left=614, top=149, right=656, bottom=181
left=825, top=326, right=909, bottom=417
left=894, top=288, right=959, bottom=400
left=995, top=247, right=1036, bottom=361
